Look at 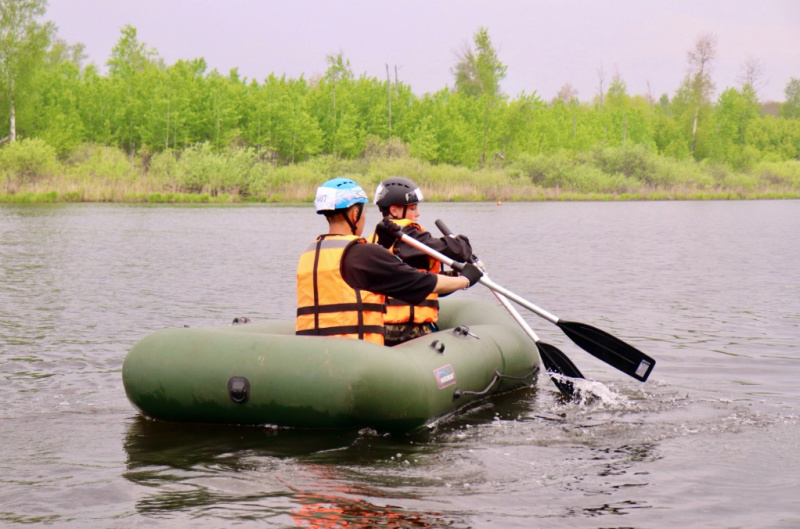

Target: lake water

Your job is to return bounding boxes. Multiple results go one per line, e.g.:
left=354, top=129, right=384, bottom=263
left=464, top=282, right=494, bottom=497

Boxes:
left=1, top=200, right=798, bottom=528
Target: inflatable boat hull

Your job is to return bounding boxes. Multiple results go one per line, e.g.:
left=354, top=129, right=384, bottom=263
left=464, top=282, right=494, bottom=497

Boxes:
left=122, top=299, right=539, bottom=433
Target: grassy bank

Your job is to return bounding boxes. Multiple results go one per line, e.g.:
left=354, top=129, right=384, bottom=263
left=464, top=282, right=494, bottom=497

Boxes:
left=2, top=140, right=799, bottom=203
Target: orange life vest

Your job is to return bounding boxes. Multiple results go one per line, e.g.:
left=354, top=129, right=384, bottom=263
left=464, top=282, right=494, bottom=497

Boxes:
left=368, top=219, right=440, bottom=324
left=296, top=235, right=386, bottom=344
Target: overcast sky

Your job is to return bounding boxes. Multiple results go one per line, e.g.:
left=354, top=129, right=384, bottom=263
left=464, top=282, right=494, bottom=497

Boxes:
left=45, top=0, right=799, bottom=103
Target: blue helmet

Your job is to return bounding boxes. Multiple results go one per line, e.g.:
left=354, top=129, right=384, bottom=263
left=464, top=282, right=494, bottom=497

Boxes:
left=314, top=178, right=368, bottom=214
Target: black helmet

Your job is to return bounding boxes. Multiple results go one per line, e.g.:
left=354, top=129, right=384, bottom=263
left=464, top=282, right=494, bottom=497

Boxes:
left=373, top=177, right=423, bottom=209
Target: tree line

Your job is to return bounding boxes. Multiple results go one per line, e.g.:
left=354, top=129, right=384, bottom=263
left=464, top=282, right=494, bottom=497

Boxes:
left=2, top=1, right=799, bottom=182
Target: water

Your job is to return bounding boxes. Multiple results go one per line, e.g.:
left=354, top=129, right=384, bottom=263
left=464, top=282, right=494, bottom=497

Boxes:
left=1, top=200, right=799, bottom=528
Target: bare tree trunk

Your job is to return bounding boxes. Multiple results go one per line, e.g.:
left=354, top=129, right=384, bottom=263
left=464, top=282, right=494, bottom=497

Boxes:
left=596, top=64, right=605, bottom=110
left=165, top=99, right=170, bottom=150
left=332, top=81, right=336, bottom=156
left=646, top=80, right=655, bottom=109
left=691, top=106, right=699, bottom=155
left=481, top=104, right=489, bottom=166
left=623, top=114, right=627, bottom=146
left=10, top=79, right=16, bottom=142
left=215, top=106, right=220, bottom=150
left=386, top=64, right=392, bottom=138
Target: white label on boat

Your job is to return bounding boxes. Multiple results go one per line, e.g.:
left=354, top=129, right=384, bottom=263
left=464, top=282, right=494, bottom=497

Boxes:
left=434, top=364, right=457, bottom=389
left=635, top=360, right=651, bottom=378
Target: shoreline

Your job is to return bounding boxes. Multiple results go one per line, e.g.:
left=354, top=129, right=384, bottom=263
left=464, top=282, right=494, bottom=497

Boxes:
left=3, top=144, right=799, bottom=204
left=3, top=187, right=799, bottom=204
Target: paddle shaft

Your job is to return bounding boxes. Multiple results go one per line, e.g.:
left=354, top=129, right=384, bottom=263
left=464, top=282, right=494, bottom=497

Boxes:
left=433, top=219, right=584, bottom=395
left=432, top=221, right=544, bottom=341
left=397, top=231, right=560, bottom=323
left=391, top=221, right=655, bottom=382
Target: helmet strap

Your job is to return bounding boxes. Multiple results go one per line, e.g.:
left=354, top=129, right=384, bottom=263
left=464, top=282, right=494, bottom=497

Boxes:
left=345, top=204, right=363, bottom=235
left=387, top=205, right=404, bottom=220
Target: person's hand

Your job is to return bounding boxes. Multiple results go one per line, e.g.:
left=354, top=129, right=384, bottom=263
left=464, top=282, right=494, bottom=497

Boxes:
left=460, top=263, right=483, bottom=287
left=470, top=255, right=485, bottom=271
left=377, top=217, right=402, bottom=238
left=454, top=234, right=471, bottom=245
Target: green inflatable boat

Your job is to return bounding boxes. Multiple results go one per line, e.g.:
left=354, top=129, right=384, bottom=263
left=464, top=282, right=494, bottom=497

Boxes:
left=122, top=298, right=540, bottom=433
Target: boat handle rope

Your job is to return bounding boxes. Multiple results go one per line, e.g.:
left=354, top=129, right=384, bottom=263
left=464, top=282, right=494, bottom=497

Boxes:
left=453, top=364, right=539, bottom=399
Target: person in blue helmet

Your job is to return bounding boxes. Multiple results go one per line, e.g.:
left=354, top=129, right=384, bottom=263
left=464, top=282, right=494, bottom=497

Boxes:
left=296, top=177, right=483, bottom=346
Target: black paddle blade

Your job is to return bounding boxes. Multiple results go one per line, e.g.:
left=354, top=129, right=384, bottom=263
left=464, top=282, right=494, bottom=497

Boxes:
left=536, top=341, right=584, bottom=397
left=557, top=320, right=655, bottom=382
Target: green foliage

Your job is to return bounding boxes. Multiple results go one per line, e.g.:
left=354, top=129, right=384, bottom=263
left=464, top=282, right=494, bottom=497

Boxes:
left=452, top=26, right=507, bottom=99
left=781, top=78, right=800, bottom=119
left=510, top=151, right=624, bottom=192
left=0, top=137, right=58, bottom=188
left=409, top=115, right=439, bottom=163
left=4, top=18, right=800, bottom=191
left=63, top=143, right=134, bottom=180
left=510, top=146, right=721, bottom=192
left=362, top=136, right=410, bottom=160
left=148, top=142, right=266, bottom=195
left=751, top=160, right=800, bottom=189
left=707, top=86, right=762, bottom=169
left=0, top=0, right=54, bottom=140
left=590, top=144, right=657, bottom=182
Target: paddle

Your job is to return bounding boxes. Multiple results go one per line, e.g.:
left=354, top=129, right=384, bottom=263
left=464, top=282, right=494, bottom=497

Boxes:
left=383, top=219, right=656, bottom=382
left=434, top=219, right=583, bottom=396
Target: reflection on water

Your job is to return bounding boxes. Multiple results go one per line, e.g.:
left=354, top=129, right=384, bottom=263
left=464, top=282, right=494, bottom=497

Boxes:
left=122, top=417, right=469, bottom=527
left=123, top=417, right=364, bottom=470
left=289, top=489, right=454, bottom=528
left=119, top=386, right=666, bottom=527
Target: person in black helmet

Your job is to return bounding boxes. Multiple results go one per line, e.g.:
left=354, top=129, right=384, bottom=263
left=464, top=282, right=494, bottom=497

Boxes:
left=297, top=177, right=483, bottom=346
left=370, top=177, right=474, bottom=346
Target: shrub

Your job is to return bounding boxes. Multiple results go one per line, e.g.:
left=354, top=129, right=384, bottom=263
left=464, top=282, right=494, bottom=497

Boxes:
left=0, top=138, right=59, bottom=189
left=362, top=136, right=410, bottom=160
left=149, top=143, right=266, bottom=195
left=63, top=144, right=134, bottom=181
left=751, top=160, right=800, bottom=189
left=590, top=144, right=658, bottom=182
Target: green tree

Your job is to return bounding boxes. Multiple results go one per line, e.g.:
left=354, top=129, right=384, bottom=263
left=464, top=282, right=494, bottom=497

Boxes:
left=0, top=0, right=53, bottom=142
left=598, top=73, right=655, bottom=150
left=453, top=26, right=506, bottom=99
left=164, top=58, right=209, bottom=150
left=709, top=85, right=761, bottom=167
left=683, top=33, right=717, bottom=156
left=496, top=92, right=545, bottom=161
left=781, top=77, right=800, bottom=119
left=452, top=27, right=507, bottom=166
left=26, top=38, right=87, bottom=154
left=652, top=110, right=690, bottom=159
left=321, top=52, right=353, bottom=156
left=409, top=114, right=438, bottom=163
left=747, top=114, right=800, bottom=161
left=106, top=24, right=163, bottom=156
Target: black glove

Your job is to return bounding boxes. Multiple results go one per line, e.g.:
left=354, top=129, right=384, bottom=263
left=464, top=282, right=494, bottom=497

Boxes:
left=377, top=217, right=402, bottom=238
left=460, top=262, right=483, bottom=287
left=455, top=234, right=471, bottom=246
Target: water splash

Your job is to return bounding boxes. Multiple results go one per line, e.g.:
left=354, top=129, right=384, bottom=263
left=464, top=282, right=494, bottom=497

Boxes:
left=548, top=373, right=632, bottom=408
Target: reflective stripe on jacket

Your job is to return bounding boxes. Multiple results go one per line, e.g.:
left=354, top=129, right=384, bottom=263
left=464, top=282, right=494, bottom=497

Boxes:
left=368, top=219, right=440, bottom=324
left=296, top=235, right=386, bottom=344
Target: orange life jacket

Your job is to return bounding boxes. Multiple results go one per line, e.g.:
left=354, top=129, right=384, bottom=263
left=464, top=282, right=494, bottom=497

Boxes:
left=296, top=235, right=386, bottom=344
left=368, top=219, right=440, bottom=324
